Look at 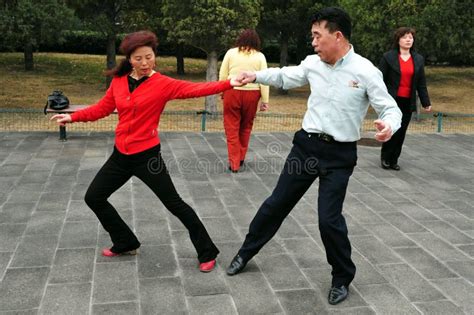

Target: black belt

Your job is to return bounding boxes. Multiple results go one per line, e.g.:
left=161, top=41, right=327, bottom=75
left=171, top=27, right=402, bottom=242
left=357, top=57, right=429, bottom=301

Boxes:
left=303, top=130, right=335, bottom=142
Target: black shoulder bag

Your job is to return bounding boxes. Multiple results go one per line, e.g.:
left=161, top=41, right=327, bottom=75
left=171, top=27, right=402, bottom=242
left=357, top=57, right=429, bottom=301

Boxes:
left=44, top=90, right=70, bottom=114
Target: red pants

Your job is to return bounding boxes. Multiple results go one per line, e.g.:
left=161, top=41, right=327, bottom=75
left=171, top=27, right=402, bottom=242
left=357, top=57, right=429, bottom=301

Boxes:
left=223, top=89, right=261, bottom=171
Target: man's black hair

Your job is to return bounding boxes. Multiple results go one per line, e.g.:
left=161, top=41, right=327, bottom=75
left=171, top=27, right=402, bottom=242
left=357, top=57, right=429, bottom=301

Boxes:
left=311, top=7, right=352, bottom=41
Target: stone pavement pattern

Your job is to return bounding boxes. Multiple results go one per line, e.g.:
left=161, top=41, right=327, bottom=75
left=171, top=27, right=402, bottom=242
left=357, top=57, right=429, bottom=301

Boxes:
left=0, top=131, right=473, bottom=314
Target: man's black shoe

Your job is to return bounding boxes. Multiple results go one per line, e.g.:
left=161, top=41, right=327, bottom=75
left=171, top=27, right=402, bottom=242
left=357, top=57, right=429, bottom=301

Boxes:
left=328, top=285, right=348, bottom=305
left=226, top=255, right=247, bottom=276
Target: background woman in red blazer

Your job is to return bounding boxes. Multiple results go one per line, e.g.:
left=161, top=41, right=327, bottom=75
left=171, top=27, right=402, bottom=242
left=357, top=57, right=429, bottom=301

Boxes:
left=51, top=31, right=243, bottom=272
left=379, top=27, right=432, bottom=170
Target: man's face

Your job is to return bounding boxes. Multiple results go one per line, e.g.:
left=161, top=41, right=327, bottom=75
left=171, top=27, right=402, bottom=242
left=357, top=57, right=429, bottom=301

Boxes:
left=311, top=21, right=339, bottom=64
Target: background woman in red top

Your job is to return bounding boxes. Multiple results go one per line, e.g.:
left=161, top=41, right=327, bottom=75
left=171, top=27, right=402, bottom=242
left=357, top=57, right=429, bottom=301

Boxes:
left=379, top=27, right=432, bottom=170
left=51, top=31, right=243, bottom=272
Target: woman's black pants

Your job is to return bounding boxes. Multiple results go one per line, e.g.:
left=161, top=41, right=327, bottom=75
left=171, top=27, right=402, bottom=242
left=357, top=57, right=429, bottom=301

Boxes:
left=381, top=97, right=413, bottom=165
left=84, top=144, right=219, bottom=263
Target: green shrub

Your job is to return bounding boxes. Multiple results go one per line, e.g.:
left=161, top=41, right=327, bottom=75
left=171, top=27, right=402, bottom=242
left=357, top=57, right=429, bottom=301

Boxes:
left=37, top=30, right=207, bottom=59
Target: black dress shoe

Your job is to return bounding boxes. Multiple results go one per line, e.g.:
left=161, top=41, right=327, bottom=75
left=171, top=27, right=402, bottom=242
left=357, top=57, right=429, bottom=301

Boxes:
left=226, top=255, right=247, bottom=276
left=328, top=285, right=348, bottom=305
left=381, top=159, right=390, bottom=169
left=389, top=163, right=400, bottom=171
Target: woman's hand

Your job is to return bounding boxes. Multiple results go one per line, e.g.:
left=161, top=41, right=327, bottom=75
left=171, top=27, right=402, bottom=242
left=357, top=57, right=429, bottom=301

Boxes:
left=50, top=114, right=72, bottom=126
left=423, top=106, right=432, bottom=112
left=259, top=102, right=269, bottom=111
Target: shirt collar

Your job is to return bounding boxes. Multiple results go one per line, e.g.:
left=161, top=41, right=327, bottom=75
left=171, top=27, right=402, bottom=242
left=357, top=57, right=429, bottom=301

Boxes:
left=334, top=45, right=354, bottom=67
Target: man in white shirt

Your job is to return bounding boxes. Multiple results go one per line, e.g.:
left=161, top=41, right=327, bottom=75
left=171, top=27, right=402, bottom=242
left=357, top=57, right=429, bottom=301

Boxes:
left=226, top=7, right=402, bottom=305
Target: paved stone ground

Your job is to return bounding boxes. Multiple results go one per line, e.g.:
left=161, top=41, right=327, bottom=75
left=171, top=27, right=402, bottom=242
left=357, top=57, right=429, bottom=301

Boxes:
left=0, top=131, right=473, bottom=314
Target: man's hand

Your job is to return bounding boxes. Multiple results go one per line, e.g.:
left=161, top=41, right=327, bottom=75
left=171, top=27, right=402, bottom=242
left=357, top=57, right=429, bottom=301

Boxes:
left=50, top=114, right=72, bottom=126
left=374, top=119, right=392, bottom=142
left=236, top=71, right=257, bottom=84
left=423, top=106, right=432, bottom=112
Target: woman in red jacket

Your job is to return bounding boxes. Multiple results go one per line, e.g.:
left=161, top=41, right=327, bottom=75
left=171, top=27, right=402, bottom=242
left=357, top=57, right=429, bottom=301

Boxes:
left=51, top=31, right=242, bottom=272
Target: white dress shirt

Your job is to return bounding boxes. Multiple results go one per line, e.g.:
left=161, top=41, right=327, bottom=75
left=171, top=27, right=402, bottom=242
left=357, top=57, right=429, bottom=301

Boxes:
left=255, top=47, right=402, bottom=142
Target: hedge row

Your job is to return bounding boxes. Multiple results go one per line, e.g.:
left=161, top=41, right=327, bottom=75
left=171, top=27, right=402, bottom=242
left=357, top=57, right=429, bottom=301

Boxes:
left=37, top=31, right=206, bottom=59
left=35, top=31, right=307, bottom=63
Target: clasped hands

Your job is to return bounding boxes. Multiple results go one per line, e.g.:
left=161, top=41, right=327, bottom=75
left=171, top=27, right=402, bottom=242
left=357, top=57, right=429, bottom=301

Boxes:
left=230, top=71, right=257, bottom=87
left=230, top=71, right=267, bottom=111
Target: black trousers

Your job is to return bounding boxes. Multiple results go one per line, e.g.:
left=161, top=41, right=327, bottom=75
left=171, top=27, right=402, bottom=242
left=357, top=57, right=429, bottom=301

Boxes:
left=381, top=97, right=413, bottom=164
left=238, top=129, right=357, bottom=287
left=84, top=144, right=219, bottom=263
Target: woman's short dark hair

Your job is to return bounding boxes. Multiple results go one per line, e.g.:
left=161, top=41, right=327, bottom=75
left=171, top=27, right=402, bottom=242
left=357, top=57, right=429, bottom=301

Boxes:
left=106, top=31, right=158, bottom=77
left=235, top=29, right=261, bottom=52
left=311, top=7, right=352, bottom=41
left=392, top=27, right=416, bottom=51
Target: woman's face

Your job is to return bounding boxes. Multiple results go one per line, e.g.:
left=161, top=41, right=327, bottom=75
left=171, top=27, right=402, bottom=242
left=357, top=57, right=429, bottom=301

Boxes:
left=130, top=46, right=156, bottom=77
left=399, top=33, right=414, bottom=50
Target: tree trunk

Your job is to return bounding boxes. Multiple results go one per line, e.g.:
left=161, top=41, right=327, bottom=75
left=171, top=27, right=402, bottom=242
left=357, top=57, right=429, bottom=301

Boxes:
left=278, top=33, right=289, bottom=95
left=105, top=33, right=116, bottom=88
left=296, top=34, right=307, bottom=64
left=176, top=43, right=185, bottom=75
left=204, top=50, right=218, bottom=114
left=24, top=41, right=34, bottom=71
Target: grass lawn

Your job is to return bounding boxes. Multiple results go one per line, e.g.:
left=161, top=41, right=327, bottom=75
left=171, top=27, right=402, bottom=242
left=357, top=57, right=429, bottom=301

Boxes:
left=0, top=52, right=472, bottom=115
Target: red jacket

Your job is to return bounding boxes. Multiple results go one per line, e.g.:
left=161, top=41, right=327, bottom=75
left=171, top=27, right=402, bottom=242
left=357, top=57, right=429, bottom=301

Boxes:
left=71, top=73, right=232, bottom=154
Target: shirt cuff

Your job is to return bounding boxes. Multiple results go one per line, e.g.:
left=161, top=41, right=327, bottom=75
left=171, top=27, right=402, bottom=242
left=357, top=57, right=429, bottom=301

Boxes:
left=388, top=120, right=401, bottom=135
left=254, top=73, right=260, bottom=84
